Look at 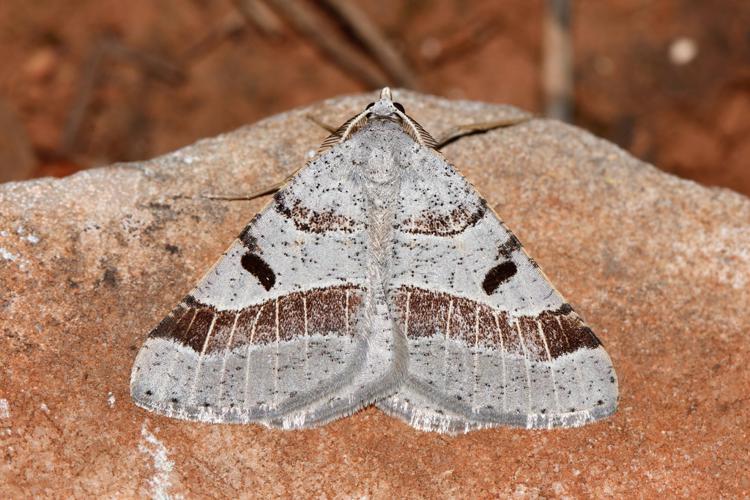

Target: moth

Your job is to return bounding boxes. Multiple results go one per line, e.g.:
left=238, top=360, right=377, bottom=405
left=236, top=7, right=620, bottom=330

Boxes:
left=130, top=88, right=618, bottom=433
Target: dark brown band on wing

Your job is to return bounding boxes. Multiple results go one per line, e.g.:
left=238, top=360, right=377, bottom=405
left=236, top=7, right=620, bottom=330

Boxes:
left=148, top=285, right=364, bottom=353
left=274, top=192, right=359, bottom=233
left=497, top=234, right=521, bottom=259
left=393, top=286, right=600, bottom=360
left=539, top=313, right=602, bottom=358
left=397, top=199, right=487, bottom=236
left=238, top=223, right=259, bottom=250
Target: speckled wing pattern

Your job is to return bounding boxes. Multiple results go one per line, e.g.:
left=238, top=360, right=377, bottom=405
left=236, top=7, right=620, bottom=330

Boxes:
left=130, top=139, right=404, bottom=428
left=130, top=88, right=618, bottom=433
left=375, top=151, right=618, bottom=432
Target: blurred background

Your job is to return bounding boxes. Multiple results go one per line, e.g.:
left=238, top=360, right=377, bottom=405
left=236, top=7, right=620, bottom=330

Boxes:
left=0, top=0, right=748, bottom=194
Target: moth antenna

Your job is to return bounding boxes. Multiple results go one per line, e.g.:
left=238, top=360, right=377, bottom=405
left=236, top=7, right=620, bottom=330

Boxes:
left=394, top=110, right=437, bottom=148
left=340, top=111, right=370, bottom=141
left=316, top=111, right=369, bottom=155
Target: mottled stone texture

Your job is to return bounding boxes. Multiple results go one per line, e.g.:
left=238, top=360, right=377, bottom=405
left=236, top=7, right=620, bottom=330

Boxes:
left=1, top=91, right=748, bottom=497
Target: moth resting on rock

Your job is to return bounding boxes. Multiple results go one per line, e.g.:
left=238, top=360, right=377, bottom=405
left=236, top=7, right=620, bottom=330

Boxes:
left=130, top=88, right=618, bottom=434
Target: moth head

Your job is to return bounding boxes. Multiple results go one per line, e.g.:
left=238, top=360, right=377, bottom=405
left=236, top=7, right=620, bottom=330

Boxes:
left=365, top=87, right=406, bottom=119
left=361, top=88, right=437, bottom=148
left=318, top=87, right=437, bottom=153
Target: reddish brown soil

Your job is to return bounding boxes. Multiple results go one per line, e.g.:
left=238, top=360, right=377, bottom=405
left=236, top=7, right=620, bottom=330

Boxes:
left=0, top=1, right=749, bottom=194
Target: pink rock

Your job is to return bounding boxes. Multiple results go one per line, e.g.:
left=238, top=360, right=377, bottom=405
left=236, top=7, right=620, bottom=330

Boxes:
left=1, top=91, right=748, bottom=497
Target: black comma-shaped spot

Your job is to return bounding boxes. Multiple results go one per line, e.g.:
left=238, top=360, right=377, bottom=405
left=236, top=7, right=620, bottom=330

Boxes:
left=241, top=252, right=276, bottom=291
left=482, top=261, right=517, bottom=295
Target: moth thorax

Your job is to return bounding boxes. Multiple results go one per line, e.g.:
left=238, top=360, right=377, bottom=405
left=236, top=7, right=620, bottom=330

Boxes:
left=356, top=146, right=400, bottom=185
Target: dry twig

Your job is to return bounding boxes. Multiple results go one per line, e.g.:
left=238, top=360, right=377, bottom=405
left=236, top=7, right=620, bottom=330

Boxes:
left=543, top=0, right=573, bottom=121
left=233, top=0, right=285, bottom=38
left=62, top=34, right=186, bottom=156
left=182, top=12, right=248, bottom=62
left=420, top=14, right=504, bottom=67
left=320, top=0, right=417, bottom=88
left=265, top=0, right=389, bottom=88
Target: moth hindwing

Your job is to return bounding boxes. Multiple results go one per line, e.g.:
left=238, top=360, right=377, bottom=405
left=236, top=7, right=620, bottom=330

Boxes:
left=130, top=88, right=618, bottom=433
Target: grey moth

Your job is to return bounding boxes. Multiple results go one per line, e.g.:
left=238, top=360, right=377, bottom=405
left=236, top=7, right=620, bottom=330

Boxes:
left=130, top=88, right=618, bottom=434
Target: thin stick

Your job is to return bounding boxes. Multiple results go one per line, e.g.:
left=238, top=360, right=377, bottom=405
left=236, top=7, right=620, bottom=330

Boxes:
left=543, top=0, right=573, bottom=122
left=61, top=36, right=110, bottom=155
left=98, top=37, right=185, bottom=84
left=422, top=14, right=504, bottom=67
left=320, top=0, right=417, bottom=88
left=62, top=34, right=187, bottom=156
left=182, top=12, right=248, bottom=62
left=265, top=0, right=389, bottom=88
left=233, top=0, right=285, bottom=38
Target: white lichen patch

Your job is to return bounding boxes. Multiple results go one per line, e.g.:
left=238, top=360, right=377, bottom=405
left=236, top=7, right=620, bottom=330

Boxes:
left=667, top=224, right=750, bottom=290
left=16, top=225, right=40, bottom=245
left=0, top=227, right=37, bottom=269
left=0, top=247, right=17, bottom=261
left=0, top=399, right=10, bottom=419
left=107, top=392, right=116, bottom=408
left=139, top=422, right=181, bottom=500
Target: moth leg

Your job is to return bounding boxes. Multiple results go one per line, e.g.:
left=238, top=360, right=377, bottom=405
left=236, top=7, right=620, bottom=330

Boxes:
left=198, top=114, right=353, bottom=202
left=198, top=114, right=349, bottom=202
left=305, top=114, right=338, bottom=133
left=435, top=116, right=533, bottom=149
left=201, top=182, right=285, bottom=202
left=199, top=116, right=533, bottom=202
left=200, top=166, right=304, bottom=202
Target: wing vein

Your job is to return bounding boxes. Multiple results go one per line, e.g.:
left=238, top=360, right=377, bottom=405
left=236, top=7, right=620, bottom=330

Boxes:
left=345, top=289, right=350, bottom=336
left=514, top=318, right=533, bottom=416
left=157, top=308, right=194, bottom=400
left=472, top=304, right=480, bottom=412
left=404, top=290, right=411, bottom=336
left=556, top=316, right=587, bottom=399
left=537, top=319, right=562, bottom=416
left=443, top=298, right=453, bottom=392
left=493, top=312, right=508, bottom=413
left=216, top=312, right=241, bottom=407
left=243, top=305, right=265, bottom=410
left=303, top=294, right=309, bottom=383
left=188, top=312, right=218, bottom=405
left=273, top=297, right=280, bottom=409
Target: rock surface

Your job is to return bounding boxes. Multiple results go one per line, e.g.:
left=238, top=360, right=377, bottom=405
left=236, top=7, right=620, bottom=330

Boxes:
left=1, top=90, right=749, bottom=497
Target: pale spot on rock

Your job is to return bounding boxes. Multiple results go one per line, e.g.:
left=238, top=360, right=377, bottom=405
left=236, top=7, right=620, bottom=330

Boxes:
left=139, top=422, right=180, bottom=500
left=0, top=399, right=10, bottom=419
left=0, top=247, right=16, bottom=261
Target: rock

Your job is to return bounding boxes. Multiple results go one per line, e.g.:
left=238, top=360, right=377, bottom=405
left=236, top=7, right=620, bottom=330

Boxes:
left=1, top=90, right=748, bottom=497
